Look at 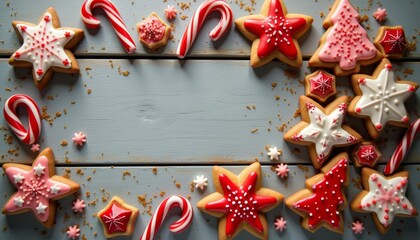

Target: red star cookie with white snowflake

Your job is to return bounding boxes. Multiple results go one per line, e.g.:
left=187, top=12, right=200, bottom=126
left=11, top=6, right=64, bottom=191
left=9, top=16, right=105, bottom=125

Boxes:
left=284, top=95, right=362, bottom=169
left=374, top=26, right=407, bottom=59
left=2, top=148, right=80, bottom=228
left=286, top=153, right=349, bottom=233
left=352, top=141, right=382, bottom=168
left=304, top=70, right=336, bottom=102
left=350, top=168, right=417, bottom=234
left=349, top=58, right=418, bottom=139
left=97, top=196, right=139, bottom=238
left=197, top=162, right=283, bottom=240
left=9, top=7, right=84, bottom=89
left=235, top=0, right=312, bottom=68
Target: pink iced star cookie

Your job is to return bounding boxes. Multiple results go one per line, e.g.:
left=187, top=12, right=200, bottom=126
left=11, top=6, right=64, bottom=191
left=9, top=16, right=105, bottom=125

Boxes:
left=373, top=8, right=387, bottom=22
left=66, top=225, right=80, bottom=239
left=275, top=163, right=289, bottom=178
left=351, top=168, right=417, bottom=234
left=2, top=148, right=80, bottom=228
left=274, top=217, right=287, bottom=231
left=72, top=132, right=87, bottom=146
left=351, top=220, right=364, bottom=234
left=164, top=5, right=178, bottom=20
left=72, top=199, right=86, bottom=213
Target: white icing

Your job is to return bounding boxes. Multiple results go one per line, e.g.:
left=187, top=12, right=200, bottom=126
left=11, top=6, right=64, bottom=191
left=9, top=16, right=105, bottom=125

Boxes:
left=13, top=12, right=74, bottom=81
left=50, top=184, right=61, bottom=194
left=293, top=102, right=357, bottom=162
left=13, top=173, right=25, bottom=184
left=33, top=163, right=45, bottom=177
left=355, top=66, right=414, bottom=130
left=267, top=146, right=281, bottom=160
left=36, top=202, right=47, bottom=214
left=193, top=175, right=208, bottom=190
left=14, top=196, right=24, bottom=207
left=360, top=173, right=414, bottom=227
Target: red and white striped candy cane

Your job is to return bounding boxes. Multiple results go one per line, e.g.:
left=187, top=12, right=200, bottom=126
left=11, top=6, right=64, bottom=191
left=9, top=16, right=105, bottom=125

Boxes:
left=176, top=0, right=233, bottom=58
left=3, top=94, right=41, bottom=145
left=140, top=195, right=193, bottom=240
left=81, top=0, right=136, bottom=53
left=384, top=118, right=420, bottom=175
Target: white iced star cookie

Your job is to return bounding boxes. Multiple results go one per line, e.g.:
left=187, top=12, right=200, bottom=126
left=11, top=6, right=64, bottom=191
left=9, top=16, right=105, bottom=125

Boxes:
left=349, top=59, right=418, bottom=139
left=193, top=175, right=208, bottom=190
left=267, top=146, right=281, bottom=161
left=284, top=96, right=362, bottom=169
left=351, top=168, right=417, bottom=234
left=9, top=7, right=84, bottom=89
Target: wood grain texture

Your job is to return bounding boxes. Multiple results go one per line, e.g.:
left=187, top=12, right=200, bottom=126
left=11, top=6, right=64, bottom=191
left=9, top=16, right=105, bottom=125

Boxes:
left=1, top=165, right=419, bottom=240
left=1, top=59, right=419, bottom=165
left=0, top=0, right=418, bottom=58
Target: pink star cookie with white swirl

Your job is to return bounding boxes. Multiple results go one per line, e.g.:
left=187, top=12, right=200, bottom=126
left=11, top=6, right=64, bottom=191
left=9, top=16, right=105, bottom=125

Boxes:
left=2, top=148, right=80, bottom=228
left=9, top=8, right=84, bottom=89
left=284, top=96, right=361, bottom=169
left=349, top=58, right=418, bottom=139
left=351, top=168, right=417, bottom=234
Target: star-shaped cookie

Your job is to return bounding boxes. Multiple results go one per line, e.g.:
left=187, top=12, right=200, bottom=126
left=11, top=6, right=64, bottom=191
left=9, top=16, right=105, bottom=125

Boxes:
left=349, top=58, right=418, bottom=139
left=286, top=153, right=349, bottom=233
left=9, top=7, right=84, bottom=89
left=350, top=168, right=417, bottom=234
left=2, top=148, right=80, bottom=228
left=197, top=162, right=283, bottom=240
left=97, top=196, right=139, bottom=238
left=235, top=0, right=312, bottom=68
left=284, top=95, right=361, bottom=169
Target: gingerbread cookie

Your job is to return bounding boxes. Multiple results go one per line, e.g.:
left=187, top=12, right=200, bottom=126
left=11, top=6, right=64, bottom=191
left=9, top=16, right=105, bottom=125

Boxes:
left=352, top=141, right=382, bottom=168
left=9, top=7, right=84, bottom=89
left=304, top=70, right=336, bottom=103
left=374, top=26, right=407, bottom=59
left=97, top=196, right=139, bottom=238
left=284, top=95, right=361, bottom=169
left=137, top=12, right=172, bottom=50
left=2, top=148, right=80, bottom=228
left=197, top=162, right=283, bottom=240
left=348, top=58, right=418, bottom=139
left=308, top=0, right=382, bottom=76
left=350, top=168, right=417, bottom=234
left=286, top=153, right=349, bottom=233
left=235, top=0, right=313, bottom=68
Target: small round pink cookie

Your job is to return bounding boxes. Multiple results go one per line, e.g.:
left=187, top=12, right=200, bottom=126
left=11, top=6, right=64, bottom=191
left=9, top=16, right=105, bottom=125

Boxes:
left=72, top=132, right=87, bottom=146
left=351, top=220, right=364, bottom=234
left=164, top=5, right=177, bottom=20
left=66, top=225, right=80, bottom=239
left=275, top=163, right=289, bottom=178
left=373, top=8, right=387, bottom=22
left=137, top=12, right=171, bottom=50
left=31, top=143, right=41, bottom=152
left=72, top=199, right=86, bottom=213
left=274, top=217, right=287, bottom=231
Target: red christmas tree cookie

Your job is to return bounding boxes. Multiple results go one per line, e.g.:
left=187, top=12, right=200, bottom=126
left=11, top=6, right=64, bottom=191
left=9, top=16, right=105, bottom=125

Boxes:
left=235, top=0, right=313, bottom=68
left=197, top=162, right=283, bottom=240
left=286, top=153, right=349, bottom=233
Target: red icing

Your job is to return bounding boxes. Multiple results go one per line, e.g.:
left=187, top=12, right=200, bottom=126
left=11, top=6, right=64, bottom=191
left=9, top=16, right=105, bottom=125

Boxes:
left=43, top=15, right=50, bottom=22
left=408, top=85, right=416, bottom=92
left=65, top=31, right=71, bottom=38
left=354, top=143, right=380, bottom=167
left=380, top=28, right=407, bottom=55
left=99, top=201, right=133, bottom=235
left=243, top=0, right=307, bottom=59
left=205, top=172, right=277, bottom=237
left=19, top=25, right=27, bottom=32
left=293, top=158, right=348, bottom=229
left=14, top=52, right=21, bottom=58
left=309, top=71, right=335, bottom=99
left=36, top=69, right=43, bottom=76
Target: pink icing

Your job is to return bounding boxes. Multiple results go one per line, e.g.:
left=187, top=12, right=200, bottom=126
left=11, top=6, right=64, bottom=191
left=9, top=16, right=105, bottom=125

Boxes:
left=373, top=8, right=387, bottom=22
left=274, top=217, right=287, bottom=231
left=351, top=220, right=364, bottom=234
left=72, top=132, right=87, bottom=146
left=4, top=156, right=71, bottom=222
left=138, top=16, right=167, bottom=44
left=164, top=5, right=178, bottom=20
left=66, top=225, right=80, bottom=239
left=318, top=0, right=377, bottom=70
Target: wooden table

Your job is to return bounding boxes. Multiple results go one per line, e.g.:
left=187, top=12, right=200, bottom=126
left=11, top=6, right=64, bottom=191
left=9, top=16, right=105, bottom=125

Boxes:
left=0, top=0, right=419, bottom=239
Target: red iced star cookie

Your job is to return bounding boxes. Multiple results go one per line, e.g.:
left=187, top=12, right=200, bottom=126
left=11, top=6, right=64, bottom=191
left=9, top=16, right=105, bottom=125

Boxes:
left=235, top=0, right=312, bottom=68
left=286, top=153, right=349, bottom=233
left=304, top=70, right=336, bottom=103
left=9, top=7, right=84, bottom=89
left=97, top=196, right=139, bottom=238
left=374, top=26, right=407, bottom=59
left=352, top=141, right=382, bottom=168
left=197, top=162, right=283, bottom=240
left=350, top=169, right=417, bottom=234
left=2, top=148, right=80, bottom=228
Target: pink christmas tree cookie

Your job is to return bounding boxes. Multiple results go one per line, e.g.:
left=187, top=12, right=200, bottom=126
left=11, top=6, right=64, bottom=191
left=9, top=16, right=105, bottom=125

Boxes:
left=351, top=168, right=417, bottom=234
left=286, top=153, right=349, bottom=233
left=309, top=0, right=382, bottom=76
left=304, top=70, right=336, bottom=103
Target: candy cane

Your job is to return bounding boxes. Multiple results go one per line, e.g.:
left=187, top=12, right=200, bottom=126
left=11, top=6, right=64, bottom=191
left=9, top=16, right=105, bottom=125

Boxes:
left=81, top=0, right=136, bottom=53
left=3, top=94, right=41, bottom=145
left=176, top=0, right=233, bottom=58
left=140, top=195, right=193, bottom=240
left=384, top=118, right=420, bottom=175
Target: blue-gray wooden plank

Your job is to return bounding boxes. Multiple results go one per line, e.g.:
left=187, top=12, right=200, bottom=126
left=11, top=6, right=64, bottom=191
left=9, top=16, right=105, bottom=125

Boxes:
left=0, top=165, right=419, bottom=239
left=1, top=59, right=419, bottom=165
left=0, top=0, right=419, bottom=58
